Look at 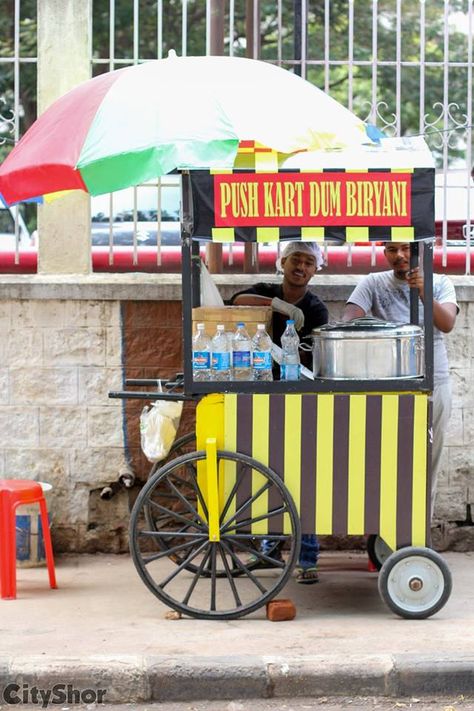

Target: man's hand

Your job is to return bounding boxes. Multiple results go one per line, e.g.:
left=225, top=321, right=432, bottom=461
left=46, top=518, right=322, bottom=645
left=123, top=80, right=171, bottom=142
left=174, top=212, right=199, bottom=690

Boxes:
left=406, top=266, right=424, bottom=294
left=271, top=297, right=305, bottom=330
left=406, top=266, right=457, bottom=333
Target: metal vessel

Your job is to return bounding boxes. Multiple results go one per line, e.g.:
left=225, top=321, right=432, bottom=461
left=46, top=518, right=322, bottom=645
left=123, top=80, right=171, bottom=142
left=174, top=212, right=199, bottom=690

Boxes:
left=311, top=317, right=424, bottom=380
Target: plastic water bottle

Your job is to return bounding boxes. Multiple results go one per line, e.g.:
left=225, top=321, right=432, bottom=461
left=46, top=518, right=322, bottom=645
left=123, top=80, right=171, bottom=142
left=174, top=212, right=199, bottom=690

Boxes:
left=225, top=331, right=234, bottom=371
left=252, top=324, right=273, bottom=382
left=211, top=324, right=231, bottom=381
left=192, top=323, right=211, bottom=381
left=281, top=319, right=300, bottom=381
left=232, top=322, right=252, bottom=380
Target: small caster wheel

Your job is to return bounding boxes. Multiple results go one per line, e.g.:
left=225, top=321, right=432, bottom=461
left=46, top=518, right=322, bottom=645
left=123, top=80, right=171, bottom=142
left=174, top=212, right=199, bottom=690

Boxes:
left=367, top=534, right=392, bottom=571
left=378, top=547, right=452, bottom=619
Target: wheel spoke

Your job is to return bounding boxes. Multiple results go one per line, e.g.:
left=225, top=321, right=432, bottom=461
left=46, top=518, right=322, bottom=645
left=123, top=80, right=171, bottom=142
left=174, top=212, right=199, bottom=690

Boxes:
left=141, top=530, right=208, bottom=539
left=147, top=499, right=207, bottom=532
left=217, top=543, right=242, bottom=608
left=141, top=536, right=207, bottom=564
left=158, top=539, right=209, bottom=589
left=168, top=469, right=208, bottom=519
left=218, top=474, right=242, bottom=524
left=224, top=535, right=286, bottom=569
left=220, top=480, right=273, bottom=532
left=222, top=504, right=288, bottom=534
left=182, top=547, right=212, bottom=606
left=165, top=475, right=204, bottom=522
left=219, top=538, right=268, bottom=594
left=146, top=517, right=203, bottom=541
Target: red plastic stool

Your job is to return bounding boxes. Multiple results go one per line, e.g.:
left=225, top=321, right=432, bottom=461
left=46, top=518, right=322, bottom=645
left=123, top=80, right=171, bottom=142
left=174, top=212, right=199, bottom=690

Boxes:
left=0, top=479, right=57, bottom=599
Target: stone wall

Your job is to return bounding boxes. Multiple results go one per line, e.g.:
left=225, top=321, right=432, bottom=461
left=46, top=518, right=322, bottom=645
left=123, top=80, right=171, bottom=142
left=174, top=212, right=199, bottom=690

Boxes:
left=0, top=296, right=131, bottom=552
left=0, top=273, right=472, bottom=553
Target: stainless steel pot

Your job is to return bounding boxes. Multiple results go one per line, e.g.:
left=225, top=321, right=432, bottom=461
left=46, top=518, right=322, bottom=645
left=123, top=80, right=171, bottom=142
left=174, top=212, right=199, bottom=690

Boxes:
left=311, top=317, right=424, bottom=380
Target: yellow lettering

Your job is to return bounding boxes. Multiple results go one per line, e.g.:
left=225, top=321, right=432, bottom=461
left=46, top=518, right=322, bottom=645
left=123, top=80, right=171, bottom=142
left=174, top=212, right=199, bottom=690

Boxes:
left=238, top=182, right=248, bottom=217
left=373, top=182, right=383, bottom=215
left=247, top=182, right=259, bottom=217
left=220, top=183, right=231, bottom=218
left=294, top=182, right=305, bottom=216
left=362, top=181, right=374, bottom=217
left=284, top=182, right=296, bottom=216
left=274, top=182, right=284, bottom=216
left=310, top=182, right=320, bottom=216
left=382, top=183, right=392, bottom=216
left=392, top=181, right=407, bottom=216
left=321, top=183, right=329, bottom=217
left=264, top=182, right=275, bottom=217
left=346, top=181, right=357, bottom=216
left=329, top=182, right=341, bottom=216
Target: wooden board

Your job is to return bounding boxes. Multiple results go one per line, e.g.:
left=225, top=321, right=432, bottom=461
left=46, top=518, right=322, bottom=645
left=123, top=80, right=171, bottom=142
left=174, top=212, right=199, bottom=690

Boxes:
left=192, top=306, right=273, bottom=338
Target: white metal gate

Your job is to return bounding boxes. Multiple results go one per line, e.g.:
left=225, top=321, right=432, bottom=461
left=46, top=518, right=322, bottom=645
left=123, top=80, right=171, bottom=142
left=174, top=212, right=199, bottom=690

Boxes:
left=1, top=0, right=473, bottom=271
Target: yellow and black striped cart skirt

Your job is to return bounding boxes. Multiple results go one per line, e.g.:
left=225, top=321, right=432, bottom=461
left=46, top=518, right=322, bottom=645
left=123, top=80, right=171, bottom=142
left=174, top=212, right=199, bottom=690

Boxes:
left=196, top=391, right=432, bottom=553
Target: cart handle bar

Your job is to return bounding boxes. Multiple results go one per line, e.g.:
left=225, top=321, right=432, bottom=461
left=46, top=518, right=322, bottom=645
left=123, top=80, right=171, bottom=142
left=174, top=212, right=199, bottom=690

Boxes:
left=108, top=390, right=196, bottom=402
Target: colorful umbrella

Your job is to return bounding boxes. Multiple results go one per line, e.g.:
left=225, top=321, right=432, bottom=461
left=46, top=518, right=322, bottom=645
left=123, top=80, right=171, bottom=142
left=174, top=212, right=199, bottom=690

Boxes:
left=0, top=53, right=369, bottom=205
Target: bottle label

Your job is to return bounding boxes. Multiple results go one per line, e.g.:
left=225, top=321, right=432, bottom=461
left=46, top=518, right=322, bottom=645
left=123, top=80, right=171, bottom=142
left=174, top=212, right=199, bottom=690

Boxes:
left=193, top=351, right=210, bottom=369
left=281, top=363, right=300, bottom=380
left=233, top=351, right=251, bottom=369
left=253, top=351, right=272, bottom=370
left=212, top=352, right=231, bottom=370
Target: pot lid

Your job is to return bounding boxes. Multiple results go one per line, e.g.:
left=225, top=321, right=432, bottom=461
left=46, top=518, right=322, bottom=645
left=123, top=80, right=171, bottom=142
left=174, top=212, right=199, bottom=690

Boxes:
left=311, top=316, right=423, bottom=336
left=319, top=317, right=401, bottom=332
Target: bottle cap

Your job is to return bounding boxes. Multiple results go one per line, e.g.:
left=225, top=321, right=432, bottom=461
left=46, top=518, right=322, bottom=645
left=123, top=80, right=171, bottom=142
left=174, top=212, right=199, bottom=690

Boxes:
left=257, top=324, right=265, bottom=330
left=287, top=319, right=295, bottom=325
left=236, top=322, right=244, bottom=327
left=197, top=323, right=205, bottom=329
left=217, top=324, right=225, bottom=330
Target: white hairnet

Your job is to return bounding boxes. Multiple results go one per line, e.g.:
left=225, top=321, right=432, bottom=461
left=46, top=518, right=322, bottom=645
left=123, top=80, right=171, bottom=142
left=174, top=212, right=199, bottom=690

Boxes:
left=276, top=241, right=325, bottom=272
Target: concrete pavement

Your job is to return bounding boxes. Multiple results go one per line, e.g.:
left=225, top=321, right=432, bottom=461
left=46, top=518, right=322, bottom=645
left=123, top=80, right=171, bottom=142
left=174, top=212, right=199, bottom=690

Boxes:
left=0, top=551, right=473, bottom=704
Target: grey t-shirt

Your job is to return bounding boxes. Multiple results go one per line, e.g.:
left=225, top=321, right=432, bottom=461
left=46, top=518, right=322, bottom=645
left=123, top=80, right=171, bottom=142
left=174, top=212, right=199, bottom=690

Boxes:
left=347, top=270, right=458, bottom=385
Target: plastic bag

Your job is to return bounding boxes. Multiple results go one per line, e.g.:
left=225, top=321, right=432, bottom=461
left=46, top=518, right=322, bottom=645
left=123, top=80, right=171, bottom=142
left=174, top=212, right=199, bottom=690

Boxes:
left=140, top=398, right=183, bottom=463
left=200, top=260, right=224, bottom=307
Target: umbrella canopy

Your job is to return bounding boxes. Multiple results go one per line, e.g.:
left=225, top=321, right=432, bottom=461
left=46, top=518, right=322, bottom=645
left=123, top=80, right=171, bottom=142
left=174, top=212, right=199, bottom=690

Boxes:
left=0, top=53, right=368, bottom=205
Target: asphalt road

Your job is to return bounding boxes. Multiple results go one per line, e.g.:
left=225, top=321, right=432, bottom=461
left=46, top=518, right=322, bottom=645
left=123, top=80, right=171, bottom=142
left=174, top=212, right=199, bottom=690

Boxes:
left=12, top=696, right=474, bottom=711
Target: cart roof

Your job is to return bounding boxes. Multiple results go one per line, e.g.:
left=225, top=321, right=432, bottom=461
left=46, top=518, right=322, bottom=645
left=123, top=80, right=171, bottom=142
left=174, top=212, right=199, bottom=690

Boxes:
left=190, top=136, right=435, bottom=243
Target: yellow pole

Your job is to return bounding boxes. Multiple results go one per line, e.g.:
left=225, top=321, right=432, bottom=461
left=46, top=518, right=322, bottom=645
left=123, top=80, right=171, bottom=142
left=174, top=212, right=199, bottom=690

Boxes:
left=206, top=437, right=221, bottom=542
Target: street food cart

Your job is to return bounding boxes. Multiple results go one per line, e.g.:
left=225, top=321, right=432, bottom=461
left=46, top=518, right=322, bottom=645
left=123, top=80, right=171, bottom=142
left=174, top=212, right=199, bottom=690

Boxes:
left=0, top=54, right=451, bottom=622
left=111, top=137, right=452, bottom=620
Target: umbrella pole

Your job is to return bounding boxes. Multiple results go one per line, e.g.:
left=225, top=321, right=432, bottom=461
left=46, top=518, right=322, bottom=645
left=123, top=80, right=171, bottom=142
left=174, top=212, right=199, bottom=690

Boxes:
left=181, top=172, right=195, bottom=393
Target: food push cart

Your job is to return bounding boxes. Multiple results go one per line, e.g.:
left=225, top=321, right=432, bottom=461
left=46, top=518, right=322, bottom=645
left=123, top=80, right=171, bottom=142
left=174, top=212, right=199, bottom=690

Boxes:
left=110, top=138, right=452, bottom=620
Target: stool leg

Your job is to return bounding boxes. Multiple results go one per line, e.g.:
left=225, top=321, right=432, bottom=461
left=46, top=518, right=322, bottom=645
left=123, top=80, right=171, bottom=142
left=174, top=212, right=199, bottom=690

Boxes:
left=0, top=493, right=18, bottom=599
left=38, top=498, right=57, bottom=589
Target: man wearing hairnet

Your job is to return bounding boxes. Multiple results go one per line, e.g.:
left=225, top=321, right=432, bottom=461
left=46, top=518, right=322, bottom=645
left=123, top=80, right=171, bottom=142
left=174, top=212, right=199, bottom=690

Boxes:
left=230, top=241, right=328, bottom=371
left=230, top=241, right=328, bottom=583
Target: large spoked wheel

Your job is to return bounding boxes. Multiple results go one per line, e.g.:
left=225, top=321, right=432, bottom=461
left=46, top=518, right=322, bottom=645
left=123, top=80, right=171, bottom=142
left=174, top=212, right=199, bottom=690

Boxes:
left=130, top=449, right=301, bottom=620
left=367, top=534, right=393, bottom=571
left=378, top=547, right=452, bottom=620
left=144, top=434, right=282, bottom=577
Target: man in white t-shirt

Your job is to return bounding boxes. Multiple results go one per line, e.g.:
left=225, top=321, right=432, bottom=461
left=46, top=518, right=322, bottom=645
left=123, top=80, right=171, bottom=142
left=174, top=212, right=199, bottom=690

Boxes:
left=343, top=242, right=458, bottom=516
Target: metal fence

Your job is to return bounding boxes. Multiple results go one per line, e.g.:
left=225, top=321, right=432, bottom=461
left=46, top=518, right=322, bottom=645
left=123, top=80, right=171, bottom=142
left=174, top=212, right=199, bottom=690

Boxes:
left=1, top=0, right=473, bottom=272
left=0, top=0, right=37, bottom=260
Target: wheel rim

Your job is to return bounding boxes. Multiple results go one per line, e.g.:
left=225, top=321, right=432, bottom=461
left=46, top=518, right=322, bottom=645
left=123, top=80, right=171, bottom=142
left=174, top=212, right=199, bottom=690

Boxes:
left=130, top=449, right=300, bottom=619
left=386, top=555, right=446, bottom=614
